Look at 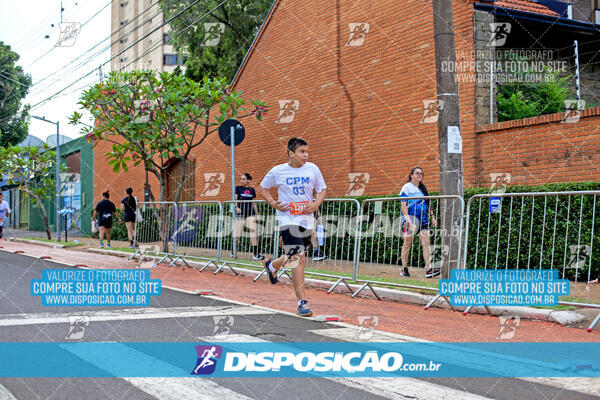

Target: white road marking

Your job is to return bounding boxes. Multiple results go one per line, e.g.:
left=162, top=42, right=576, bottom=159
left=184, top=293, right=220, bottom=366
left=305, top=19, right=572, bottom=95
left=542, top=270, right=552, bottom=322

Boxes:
left=195, top=334, right=494, bottom=400
left=0, top=384, right=17, bottom=400
left=59, top=342, right=252, bottom=400
left=0, top=306, right=274, bottom=327
left=124, top=378, right=253, bottom=400
left=523, top=378, right=600, bottom=397
left=329, top=377, right=493, bottom=400
left=202, top=298, right=600, bottom=397
left=307, top=327, right=423, bottom=342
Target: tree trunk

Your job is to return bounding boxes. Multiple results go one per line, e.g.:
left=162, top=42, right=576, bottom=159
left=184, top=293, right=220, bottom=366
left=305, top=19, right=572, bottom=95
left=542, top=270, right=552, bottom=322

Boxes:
left=144, top=167, right=155, bottom=202
left=27, top=189, right=52, bottom=240
left=158, top=172, right=169, bottom=253
left=173, top=158, right=188, bottom=205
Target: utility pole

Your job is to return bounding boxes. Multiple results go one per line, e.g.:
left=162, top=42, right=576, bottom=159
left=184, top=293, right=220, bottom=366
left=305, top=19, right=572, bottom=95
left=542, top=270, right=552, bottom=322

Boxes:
left=432, top=0, right=463, bottom=278
left=31, top=115, right=61, bottom=241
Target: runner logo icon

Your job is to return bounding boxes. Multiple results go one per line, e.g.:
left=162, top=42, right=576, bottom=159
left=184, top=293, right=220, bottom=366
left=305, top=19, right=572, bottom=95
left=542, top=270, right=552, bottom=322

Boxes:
left=345, top=23, right=370, bottom=46
left=191, top=345, right=223, bottom=375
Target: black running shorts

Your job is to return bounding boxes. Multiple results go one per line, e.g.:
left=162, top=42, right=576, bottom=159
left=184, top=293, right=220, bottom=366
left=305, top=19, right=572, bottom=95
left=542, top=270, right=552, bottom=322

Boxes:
left=280, top=225, right=312, bottom=257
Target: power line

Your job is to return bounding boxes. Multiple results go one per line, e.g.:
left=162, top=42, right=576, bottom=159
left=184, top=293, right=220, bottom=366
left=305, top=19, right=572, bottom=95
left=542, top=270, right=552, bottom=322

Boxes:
left=27, top=0, right=163, bottom=96
left=25, top=0, right=112, bottom=69
left=30, top=0, right=210, bottom=111
left=121, top=0, right=228, bottom=72
left=0, top=71, right=30, bottom=87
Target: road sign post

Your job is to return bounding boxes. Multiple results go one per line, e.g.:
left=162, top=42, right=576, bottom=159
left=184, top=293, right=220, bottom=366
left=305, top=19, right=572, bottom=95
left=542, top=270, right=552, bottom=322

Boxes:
left=219, top=119, right=246, bottom=259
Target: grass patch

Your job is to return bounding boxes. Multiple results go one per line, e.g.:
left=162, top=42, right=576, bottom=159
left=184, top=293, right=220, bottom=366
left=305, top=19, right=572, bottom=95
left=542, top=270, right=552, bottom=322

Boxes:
left=107, top=247, right=137, bottom=253
left=30, top=237, right=82, bottom=248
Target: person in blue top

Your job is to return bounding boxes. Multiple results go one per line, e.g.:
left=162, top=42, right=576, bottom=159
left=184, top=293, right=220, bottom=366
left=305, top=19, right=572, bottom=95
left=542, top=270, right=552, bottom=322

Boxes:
left=400, top=167, right=438, bottom=278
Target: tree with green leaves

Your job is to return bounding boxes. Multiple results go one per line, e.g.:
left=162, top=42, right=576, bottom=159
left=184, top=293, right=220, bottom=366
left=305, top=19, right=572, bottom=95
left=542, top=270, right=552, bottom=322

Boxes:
left=0, top=144, right=62, bottom=239
left=71, top=70, right=267, bottom=251
left=160, top=0, right=273, bottom=81
left=0, top=41, right=32, bottom=147
left=70, top=70, right=267, bottom=204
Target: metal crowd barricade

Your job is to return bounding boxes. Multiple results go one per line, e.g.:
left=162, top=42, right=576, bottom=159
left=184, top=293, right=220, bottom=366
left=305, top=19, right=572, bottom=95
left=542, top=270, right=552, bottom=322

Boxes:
left=247, top=198, right=361, bottom=288
left=171, top=201, right=233, bottom=273
left=220, top=200, right=278, bottom=276
left=130, top=201, right=178, bottom=266
left=353, top=196, right=464, bottom=302
left=303, top=198, right=360, bottom=293
left=462, top=191, right=600, bottom=331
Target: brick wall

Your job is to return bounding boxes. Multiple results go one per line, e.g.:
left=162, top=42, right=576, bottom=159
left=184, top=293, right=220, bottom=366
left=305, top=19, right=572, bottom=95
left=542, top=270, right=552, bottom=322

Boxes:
left=475, top=107, right=600, bottom=186
left=93, top=0, right=599, bottom=203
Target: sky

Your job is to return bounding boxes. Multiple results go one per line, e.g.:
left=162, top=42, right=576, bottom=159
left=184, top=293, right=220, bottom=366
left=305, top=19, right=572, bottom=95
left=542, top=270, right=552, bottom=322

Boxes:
left=0, top=0, right=112, bottom=142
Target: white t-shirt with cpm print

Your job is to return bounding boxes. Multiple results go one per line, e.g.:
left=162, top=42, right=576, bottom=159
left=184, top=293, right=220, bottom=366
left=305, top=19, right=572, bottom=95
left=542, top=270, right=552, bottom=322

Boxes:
left=0, top=200, right=10, bottom=224
left=260, top=162, right=326, bottom=229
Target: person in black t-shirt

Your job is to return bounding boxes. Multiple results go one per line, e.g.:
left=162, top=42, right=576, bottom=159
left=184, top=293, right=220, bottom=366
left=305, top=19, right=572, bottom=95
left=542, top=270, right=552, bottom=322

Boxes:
left=121, top=187, right=138, bottom=248
left=93, top=191, right=120, bottom=248
left=234, top=173, right=264, bottom=260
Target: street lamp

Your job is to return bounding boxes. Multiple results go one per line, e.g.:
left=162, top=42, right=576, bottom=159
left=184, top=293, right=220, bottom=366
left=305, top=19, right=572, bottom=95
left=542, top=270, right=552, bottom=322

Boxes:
left=31, top=115, right=61, bottom=241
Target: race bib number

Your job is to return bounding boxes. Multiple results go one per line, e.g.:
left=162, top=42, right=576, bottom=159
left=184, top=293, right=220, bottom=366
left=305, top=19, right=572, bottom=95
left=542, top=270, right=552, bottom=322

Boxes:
left=289, top=201, right=309, bottom=215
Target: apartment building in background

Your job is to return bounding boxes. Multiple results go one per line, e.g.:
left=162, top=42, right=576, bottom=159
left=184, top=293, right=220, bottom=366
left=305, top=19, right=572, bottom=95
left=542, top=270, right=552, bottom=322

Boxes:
left=110, top=0, right=184, bottom=73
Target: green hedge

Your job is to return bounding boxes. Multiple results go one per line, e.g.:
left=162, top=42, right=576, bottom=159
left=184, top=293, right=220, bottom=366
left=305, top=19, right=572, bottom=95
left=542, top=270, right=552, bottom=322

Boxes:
left=464, top=182, right=600, bottom=281
left=317, top=183, right=600, bottom=281
left=116, top=183, right=600, bottom=282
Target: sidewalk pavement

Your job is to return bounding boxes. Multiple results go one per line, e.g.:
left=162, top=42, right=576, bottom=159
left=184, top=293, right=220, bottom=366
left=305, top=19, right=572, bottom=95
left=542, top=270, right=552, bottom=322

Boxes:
left=2, top=239, right=598, bottom=342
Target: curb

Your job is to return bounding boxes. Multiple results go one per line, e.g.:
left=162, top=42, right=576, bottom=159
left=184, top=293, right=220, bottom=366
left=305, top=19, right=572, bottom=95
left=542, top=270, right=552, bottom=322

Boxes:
left=84, top=248, right=586, bottom=326
left=8, top=238, right=66, bottom=248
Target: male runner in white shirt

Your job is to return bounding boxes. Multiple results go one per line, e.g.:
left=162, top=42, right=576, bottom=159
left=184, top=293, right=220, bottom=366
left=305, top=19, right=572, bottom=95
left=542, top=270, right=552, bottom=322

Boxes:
left=0, top=193, right=11, bottom=239
left=259, top=138, right=327, bottom=317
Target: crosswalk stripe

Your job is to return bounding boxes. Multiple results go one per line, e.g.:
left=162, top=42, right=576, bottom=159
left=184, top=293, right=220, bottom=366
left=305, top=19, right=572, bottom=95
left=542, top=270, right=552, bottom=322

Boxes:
left=59, top=342, right=253, bottom=400
left=0, top=384, right=17, bottom=400
left=307, top=327, right=419, bottom=342
left=195, top=334, right=494, bottom=400
left=199, top=298, right=600, bottom=398
left=522, top=378, right=600, bottom=397
left=0, top=306, right=274, bottom=327
left=123, top=378, right=253, bottom=400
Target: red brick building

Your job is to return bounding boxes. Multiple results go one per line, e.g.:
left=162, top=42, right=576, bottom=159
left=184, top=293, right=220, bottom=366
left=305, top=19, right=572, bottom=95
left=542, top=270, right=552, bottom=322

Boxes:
left=94, top=0, right=600, bottom=202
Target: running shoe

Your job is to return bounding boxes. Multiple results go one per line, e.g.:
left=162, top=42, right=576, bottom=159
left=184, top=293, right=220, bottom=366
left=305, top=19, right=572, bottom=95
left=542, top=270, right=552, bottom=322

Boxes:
left=253, top=254, right=265, bottom=260
left=425, top=268, right=441, bottom=278
left=99, top=242, right=104, bottom=248
left=312, top=250, right=326, bottom=261
left=107, top=243, right=111, bottom=248
left=400, top=267, right=410, bottom=278
left=264, top=258, right=278, bottom=284
left=297, top=300, right=313, bottom=317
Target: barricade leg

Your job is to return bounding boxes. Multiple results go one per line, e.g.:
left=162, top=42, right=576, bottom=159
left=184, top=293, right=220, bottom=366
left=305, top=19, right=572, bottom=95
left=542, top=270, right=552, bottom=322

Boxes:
left=277, top=268, right=292, bottom=280
left=327, top=277, right=353, bottom=294
left=169, top=255, right=189, bottom=268
left=587, top=311, right=600, bottom=332
left=214, top=261, right=239, bottom=275
left=462, top=305, right=491, bottom=315
left=199, top=260, right=219, bottom=272
left=424, top=294, right=455, bottom=311
left=253, top=269, right=266, bottom=282
left=351, top=282, right=381, bottom=301
left=128, top=249, right=141, bottom=261
left=156, top=253, right=174, bottom=265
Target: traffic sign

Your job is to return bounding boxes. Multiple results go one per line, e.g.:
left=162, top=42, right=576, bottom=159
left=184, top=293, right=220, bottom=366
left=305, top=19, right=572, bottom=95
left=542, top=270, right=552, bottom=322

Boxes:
left=218, top=119, right=245, bottom=147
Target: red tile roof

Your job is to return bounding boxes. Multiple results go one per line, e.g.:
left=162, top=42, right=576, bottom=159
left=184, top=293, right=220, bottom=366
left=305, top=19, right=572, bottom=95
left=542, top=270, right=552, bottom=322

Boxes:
left=492, top=0, right=560, bottom=17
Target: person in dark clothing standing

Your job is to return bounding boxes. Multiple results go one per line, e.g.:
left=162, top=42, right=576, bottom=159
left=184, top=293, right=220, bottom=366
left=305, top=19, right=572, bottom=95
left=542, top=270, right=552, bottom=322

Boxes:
left=121, top=187, right=138, bottom=248
left=234, top=173, right=264, bottom=260
left=93, top=191, right=119, bottom=248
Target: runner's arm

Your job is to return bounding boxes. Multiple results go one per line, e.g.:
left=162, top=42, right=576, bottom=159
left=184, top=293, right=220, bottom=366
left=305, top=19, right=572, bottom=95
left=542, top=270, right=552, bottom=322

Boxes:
left=304, top=189, right=326, bottom=214
left=258, top=186, right=288, bottom=211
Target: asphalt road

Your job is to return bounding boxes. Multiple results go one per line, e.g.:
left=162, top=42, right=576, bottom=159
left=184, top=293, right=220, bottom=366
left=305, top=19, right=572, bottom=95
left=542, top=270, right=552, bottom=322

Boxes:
left=0, top=251, right=598, bottom=400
